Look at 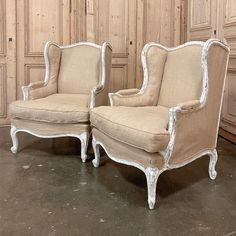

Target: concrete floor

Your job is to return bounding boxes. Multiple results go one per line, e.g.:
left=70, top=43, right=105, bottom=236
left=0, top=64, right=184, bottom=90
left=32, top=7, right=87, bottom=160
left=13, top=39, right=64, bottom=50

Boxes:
left=0, top=127, right=235, bottom=236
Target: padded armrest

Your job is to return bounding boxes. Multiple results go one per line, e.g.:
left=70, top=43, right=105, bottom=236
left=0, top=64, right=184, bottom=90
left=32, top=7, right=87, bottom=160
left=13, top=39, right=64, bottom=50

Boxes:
left=22, top=81, right=46, bottom=101
left=116, top=88, right=140, bottom=96
left=109, top=88, right=155, bottom=107
left=177, top=100, right=201, bottom=111
left=27, top=81, right=45, bottom=89
left=90, top=84, right=107, bottom=108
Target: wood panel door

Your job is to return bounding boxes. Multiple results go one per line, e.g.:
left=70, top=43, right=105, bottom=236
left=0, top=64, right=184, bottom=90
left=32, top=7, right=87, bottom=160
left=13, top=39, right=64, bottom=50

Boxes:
left=187, top=0, right=218, bottom=41
left=186, top=0, right=236, bottom=143
left=135, top=0, right=181, bottom=87
left=16, top=0, right=72, bottom=99
left=0, top=0, right=16, bottom=124
left=86, top=0, right=137, bottom=92
left=85, top=0, right=182, bottom=92
left=218, top=0, right=236, bottom=143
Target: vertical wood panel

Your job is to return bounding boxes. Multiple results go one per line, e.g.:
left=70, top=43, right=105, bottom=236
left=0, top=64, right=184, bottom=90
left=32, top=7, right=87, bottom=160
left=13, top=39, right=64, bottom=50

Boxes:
left=16, top=0, right=71, bottom=99
left=91, top=0, right=137, bottom=92
left=135, top=0, right=180, bottom=88
left=219, top=0, right=236, bottom=141
left=0, top=0, right=16, bottom=124
left=186, top=0, right=236, bottom=142
left=187, top=0, right=218, bottom=41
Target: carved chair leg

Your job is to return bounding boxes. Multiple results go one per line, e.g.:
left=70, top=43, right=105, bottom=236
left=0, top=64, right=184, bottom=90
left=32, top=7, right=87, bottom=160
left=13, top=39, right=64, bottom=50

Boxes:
left=208, top=148, right=218, bottom=180
left=79, top=132, right=89, bottom=163
left=145, top=167, right=161, bottom=210
left=10, top=126, right=19, bottom=154
left=92, top=138, right=100, bottom=168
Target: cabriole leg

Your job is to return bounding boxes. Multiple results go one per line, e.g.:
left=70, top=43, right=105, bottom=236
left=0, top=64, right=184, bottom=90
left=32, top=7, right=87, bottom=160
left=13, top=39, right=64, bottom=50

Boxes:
left=79, top=132, right=89, bottom=163
left=10, top=126, right=19, bottom=154
left=92, top=138, right=100, bottom=168
left=208, top=149, right=218, bottom=180
left=145, top=167, right=161, bottom=210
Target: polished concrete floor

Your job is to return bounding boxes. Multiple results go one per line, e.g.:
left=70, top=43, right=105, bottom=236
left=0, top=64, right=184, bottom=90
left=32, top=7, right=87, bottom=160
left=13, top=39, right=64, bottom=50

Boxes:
left=0, top=126, right=235, bottom=236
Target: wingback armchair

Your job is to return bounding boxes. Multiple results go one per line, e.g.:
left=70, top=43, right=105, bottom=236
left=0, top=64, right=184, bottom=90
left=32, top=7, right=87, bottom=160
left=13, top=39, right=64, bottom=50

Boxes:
left=9, top=41, right=112, bottom=162
left=90, top=39, right=229, bottom=209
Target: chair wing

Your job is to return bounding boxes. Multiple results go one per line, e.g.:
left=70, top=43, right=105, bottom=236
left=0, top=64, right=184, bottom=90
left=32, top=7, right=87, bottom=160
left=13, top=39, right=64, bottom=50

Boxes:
left=167, top=40, right=230, bottom=166
left=22, top=42, right=61, bottom=100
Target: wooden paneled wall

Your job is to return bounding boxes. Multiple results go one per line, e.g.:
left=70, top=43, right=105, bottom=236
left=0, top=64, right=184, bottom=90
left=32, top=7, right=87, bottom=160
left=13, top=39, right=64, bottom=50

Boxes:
left=0, top=0, right=16, bottom=125
left=186, top=0, right=236, bottom=143
left=84, top=0, right=182, bottom=89
left=0, top=0, right=182, bottom=124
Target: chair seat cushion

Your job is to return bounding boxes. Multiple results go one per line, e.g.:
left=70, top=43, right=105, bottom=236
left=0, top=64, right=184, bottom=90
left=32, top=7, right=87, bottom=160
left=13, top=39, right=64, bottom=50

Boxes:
left=90, top=106, right=170, bottom=153
left=9, top=94, right=90, bottom=123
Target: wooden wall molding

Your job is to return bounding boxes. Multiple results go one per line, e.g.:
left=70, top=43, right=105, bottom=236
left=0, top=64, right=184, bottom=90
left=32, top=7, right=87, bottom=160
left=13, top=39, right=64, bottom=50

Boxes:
left=24, top=64, right=45, bottom=85
left=24, top=0, right=64, bottom=57
left=189, top=0, right=212, bottom=30
left=0, top=0, right=6, bottom=56
left=110, top=64, right=128, bottom=92
left=0, top=64, right=7, bottom=118
left=224, top=0, right=236, bottom=25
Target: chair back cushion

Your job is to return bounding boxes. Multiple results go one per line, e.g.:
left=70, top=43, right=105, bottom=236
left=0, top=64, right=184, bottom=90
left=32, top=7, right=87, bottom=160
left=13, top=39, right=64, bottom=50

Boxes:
left=158, top=45, right=203, bottom=107
left=58, top=45, right=101, bottom=94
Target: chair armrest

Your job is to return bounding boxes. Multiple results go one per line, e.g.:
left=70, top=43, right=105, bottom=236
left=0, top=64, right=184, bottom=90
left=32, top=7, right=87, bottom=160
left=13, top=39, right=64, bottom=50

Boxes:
left=109, top=88, right=154, bottom=107
left=116, top=88, right=140, bottom=96
left=22, top=81, right=46, bottom=100
left=177, top=100, right=201, bottom=111
left=90, top=84, right=107, bottom=108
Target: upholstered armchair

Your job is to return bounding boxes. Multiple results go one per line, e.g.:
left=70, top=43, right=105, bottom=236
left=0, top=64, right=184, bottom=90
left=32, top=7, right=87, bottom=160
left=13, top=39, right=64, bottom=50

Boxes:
left=90, top=39, right=229, bottom=209
left=9, top=41, right=112, bottom=162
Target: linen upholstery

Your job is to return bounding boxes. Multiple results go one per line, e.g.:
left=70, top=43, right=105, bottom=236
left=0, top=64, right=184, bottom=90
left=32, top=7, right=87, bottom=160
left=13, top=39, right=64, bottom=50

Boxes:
left=96, top=41, right=229, bottom=164
left=93, top=45, right=112, bottom=107
left=177, top=100, right=201, bottom=110
left=92, top=40, right=229, bottom=209
left=169, top=44, right=229, bottom=165
left=91, top=105, right=169, bottom=153
left=158, top=45, right=202, bottom=107
left=10, top=94, right=90, bottom=123
left=110, top=45, right=203, bottom=108
left=111, top=46, right=167, bottom=106
left=9, top=41, right=112, bottom=161
left=11, top=118, right=91, bottom=136
left=58, top=45, right=101, bottom=94
left=93, top=128, right=164, bottom=169
left=12, top=118, right=90, bottom=136
left=27, top=44, right=61, bottom=100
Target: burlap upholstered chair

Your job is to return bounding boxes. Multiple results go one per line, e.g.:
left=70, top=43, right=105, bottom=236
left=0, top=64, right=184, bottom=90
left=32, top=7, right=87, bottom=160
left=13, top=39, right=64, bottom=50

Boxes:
left=9, top=41, right=112, bottom=162
left=90, top=39, right=229, bottom=209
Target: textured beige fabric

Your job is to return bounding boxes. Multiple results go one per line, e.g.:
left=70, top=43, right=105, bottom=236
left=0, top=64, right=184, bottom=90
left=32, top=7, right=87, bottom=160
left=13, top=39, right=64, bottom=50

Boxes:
left=111, top=45, right=202, bottom=108
left=158, top=45, right=202, bottom=107
left=10, top=94, right=90, bottom=123
left=94, top=41, right=229, bottom=168
left=93, top=128, right=164, bottom=169
left=169, top=44, right=229, bottom=165
left=12, top=118, right=90, bottom=136
left=58, top=45, right=101, bottom=94
left=111, top=46, right=167, bottom=106
left=177, top=100, right=201, bottom=110
left=117, top=88, right=140, bottom=95
left=94, top=45, right=112, bottom=107
left=91, top=105, right=170, bottom=153
left=29, top=44, right=61, bottom=100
